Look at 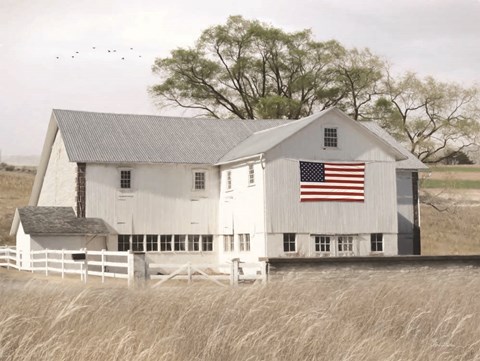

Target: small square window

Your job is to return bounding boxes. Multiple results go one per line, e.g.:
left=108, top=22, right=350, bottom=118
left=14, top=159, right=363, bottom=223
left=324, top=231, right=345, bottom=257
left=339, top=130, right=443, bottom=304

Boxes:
left=160, top=235, right=172, bottom=251
left=248, top=164, right=255, bottom=185
left=314, top=236, right=331, bottom=253
left=371, top=233, right=383, bottom=252
left=223, top=235, right=234, bottom=252
left=194, top=171, right=206, bottom=190
left=132, top=235, right=144, bottom=252
left=338, top=236, right=354, bottom=255
left=174, top=235, right=186, bottom=251
left=202, top=235, right=213, bottom=252
left=283, top=233, right=296, bottom=252
left=324, top=128, right=337, bottom=148
left=239, top=234, right=250, bottom=252
left=120, top=170, right=131, bottom=189
left=188, top=235, right=200, bottom=251
left=226, top=170, right=232, bottom=190
left=146, top=235, right=158, bottom=252
left=118, top=235, right=130, bottom=251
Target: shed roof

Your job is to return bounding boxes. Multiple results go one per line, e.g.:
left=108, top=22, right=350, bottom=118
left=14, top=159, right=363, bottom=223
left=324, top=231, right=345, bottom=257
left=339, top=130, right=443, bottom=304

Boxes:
left=17, top=207, right=109, bottom=235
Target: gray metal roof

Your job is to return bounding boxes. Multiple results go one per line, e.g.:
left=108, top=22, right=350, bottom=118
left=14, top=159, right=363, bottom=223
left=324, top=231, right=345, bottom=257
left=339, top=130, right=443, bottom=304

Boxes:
left=53, top=109, right=288, bottom=164
left=359, top=121, right=428, bottom=170
left=218, top=111, right=325, bottom=163
left=18, top=207, right=109, bottom=235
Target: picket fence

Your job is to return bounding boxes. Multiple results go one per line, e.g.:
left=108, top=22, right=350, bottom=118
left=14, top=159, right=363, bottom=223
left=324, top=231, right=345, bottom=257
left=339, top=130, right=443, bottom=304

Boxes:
left=0, top=246, right=266, bottom=287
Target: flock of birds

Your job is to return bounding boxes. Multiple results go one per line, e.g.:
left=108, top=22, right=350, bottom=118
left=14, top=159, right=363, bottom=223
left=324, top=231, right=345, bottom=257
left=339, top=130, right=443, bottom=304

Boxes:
left=56, top=47, right=142, bottom=60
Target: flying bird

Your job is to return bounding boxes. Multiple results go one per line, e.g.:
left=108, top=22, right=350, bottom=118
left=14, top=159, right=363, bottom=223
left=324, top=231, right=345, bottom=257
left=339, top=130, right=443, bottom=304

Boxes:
left=71, top=56, right=74, bottom=58
left=76, top=51, right=79, bottom=54
left=130, top=47, right=133, bottom=50
left=113, top=50, right=117, bottom=52
left=108, top=50, right=111, bottom=52
left=92, top=47, right=96, bottom=49
left=121, top=57, right=125, bottom=60
left=56, top=56, right=59, bottom=59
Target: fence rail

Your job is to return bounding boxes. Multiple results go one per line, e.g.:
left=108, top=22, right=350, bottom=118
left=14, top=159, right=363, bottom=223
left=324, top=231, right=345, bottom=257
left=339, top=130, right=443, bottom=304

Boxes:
left=0, top=247, right=266, bottom=287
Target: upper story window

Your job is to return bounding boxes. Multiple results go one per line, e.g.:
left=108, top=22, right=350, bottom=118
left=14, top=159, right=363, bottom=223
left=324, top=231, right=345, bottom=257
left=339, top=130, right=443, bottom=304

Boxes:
left=120, top=170, right=131, bottom=189
left=283, top=233, right=296, bottom=252
left=248, top=164, right=255, bottom=185
left=324, top=127, right=338, bottom=148
left=193, top=171, right=206, bottom=190
left=226, top=170, right=232, bottom=190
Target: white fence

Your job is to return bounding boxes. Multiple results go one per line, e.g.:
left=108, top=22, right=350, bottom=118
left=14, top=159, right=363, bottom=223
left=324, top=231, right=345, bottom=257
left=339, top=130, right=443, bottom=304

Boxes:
left=0, top=247, right=266, bottom=287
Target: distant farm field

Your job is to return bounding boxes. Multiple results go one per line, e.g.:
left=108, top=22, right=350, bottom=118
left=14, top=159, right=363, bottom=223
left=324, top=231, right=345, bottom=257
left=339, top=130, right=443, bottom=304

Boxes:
left=1, top=267, right=480, bottom=360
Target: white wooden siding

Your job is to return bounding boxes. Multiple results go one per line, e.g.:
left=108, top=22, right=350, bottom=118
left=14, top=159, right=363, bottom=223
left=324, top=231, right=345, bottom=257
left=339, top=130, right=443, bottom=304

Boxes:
left=85, top=163, right=219, bottom=235
left=218, top=161, right=267, bottom=263
left=37, top=132, right=77, bottom=209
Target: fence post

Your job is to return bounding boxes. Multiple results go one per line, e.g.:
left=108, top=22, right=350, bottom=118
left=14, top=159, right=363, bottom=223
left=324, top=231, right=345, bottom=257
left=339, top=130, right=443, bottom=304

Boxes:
left=101, top=249, right=105, bottom=283
left=260, top=260, right=268, bottom=284
left=230, top=258, right=239, bottom=286
left=80, top=263, right=84, bottom=282
left=6, top=247, right=9, bottom=270
left=45, top=249, right=49, bottom=276
left=83, top=248, right=88, bottom=284
left=18, top=250, right=22, bottom=271
left=127, top=250, right=134, bottom=287
left=187, top=262, right=192, bottom=284
left=61, top=249, right=65, bottom=279
left=31, top=251, right=33, bottom=273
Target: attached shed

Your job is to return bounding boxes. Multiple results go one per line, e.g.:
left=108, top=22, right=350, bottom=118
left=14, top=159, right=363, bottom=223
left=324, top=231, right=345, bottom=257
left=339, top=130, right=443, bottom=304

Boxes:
left=13, top=207, right=110, bottom=268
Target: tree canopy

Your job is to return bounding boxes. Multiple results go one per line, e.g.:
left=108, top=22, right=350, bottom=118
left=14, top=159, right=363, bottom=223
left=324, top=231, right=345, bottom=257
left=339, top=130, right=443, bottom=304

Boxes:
left=151, top=15, right=480, bottom=163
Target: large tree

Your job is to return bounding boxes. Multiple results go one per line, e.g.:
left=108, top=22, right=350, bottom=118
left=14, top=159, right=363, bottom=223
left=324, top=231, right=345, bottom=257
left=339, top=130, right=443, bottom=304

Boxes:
left=374, top=72, right=480, bottom=163
left=151, top=16, right=383, bottom=120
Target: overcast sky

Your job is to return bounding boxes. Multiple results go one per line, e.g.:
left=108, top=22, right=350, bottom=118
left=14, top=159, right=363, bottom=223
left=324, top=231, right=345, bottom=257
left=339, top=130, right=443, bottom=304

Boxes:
left=1, top=0, right=480, bottom=156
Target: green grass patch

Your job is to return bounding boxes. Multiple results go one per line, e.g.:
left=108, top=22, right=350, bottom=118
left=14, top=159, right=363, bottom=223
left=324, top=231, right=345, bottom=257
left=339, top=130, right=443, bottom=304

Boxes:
left=421, top=179, right=480, bottom=189
left=428, top=166, right=480, bottom=173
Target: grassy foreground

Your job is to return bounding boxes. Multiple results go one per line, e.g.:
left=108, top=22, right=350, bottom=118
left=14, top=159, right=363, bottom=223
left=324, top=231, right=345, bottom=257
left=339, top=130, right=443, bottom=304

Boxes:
left=1, top=268, right=480, bottom=360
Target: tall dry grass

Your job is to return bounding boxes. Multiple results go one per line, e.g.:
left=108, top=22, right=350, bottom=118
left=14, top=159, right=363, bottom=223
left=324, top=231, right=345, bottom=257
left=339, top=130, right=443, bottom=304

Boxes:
left=1, top=268, right=480, bottom=360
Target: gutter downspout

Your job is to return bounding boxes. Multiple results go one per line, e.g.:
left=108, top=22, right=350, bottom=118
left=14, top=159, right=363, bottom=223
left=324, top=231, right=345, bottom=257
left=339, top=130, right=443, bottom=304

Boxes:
left=260, top=153, right=268, bottom=258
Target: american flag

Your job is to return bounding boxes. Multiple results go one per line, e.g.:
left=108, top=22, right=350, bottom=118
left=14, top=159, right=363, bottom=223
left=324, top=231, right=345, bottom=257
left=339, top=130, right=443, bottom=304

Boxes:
left=299, top=161, right=365, bottom=202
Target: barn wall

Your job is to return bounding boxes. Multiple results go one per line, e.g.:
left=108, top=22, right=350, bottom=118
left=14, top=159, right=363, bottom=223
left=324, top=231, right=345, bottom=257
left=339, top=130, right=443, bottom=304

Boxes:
left=218, top=160, right=267, bottom=264
left=85, top=163, right=219, bottom=236
left=37, top=132, right=77, bottom=209
left=30, top=235, right=87, bottom=251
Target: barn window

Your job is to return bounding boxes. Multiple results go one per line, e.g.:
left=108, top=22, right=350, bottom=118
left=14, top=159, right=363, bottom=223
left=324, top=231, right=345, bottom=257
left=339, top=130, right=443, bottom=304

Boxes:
left=174, top=235, right=186, bottom=251
left=371, top=233, right=383, bottom=252
left=239, top=234, right=250, bottom=251
left=118, top=235, right=130, bottom=251
left=248, top=164, right=255, bottom=185
left=146, top=235, right=158, bottom=252
left=324, top=127, right=338, bottom=148
left=226, top=170, right=232, bottom=190
left=188, top=235, right=200, bottom=251
left=193, top=171, right=206, bottom=190
left=283, top=233, right=296, bottom=252
left=160, top=235, right=172, bottom=251
left=202, top=235, right=213, bottom=251
left=120, top=170, right=131, bottom=189
left=314, top=235, right=331, bottom=253
left=223, top=235, right=234, bottom=252
left=132, top=235, right=144, bottom=252
left=338, top=236, right=354, bottom=256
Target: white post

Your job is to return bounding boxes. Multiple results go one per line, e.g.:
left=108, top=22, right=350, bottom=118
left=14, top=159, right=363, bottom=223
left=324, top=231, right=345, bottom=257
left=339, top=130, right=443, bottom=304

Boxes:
left=101, top=249, right=105, bottom=283
left=260, top=260, right=268, bottom=284
left=45, top=249, right=48, bottom=276
left=127, top=250, right=134, bottom=287
left=6, top=247, right=9, bottom=270
left=31, top=251, right=34, bottom=273
left=18, top=250, right=22, bottom=271
left=83, top=248, right=88, bottom=284
left=80, top=263, right=84, bottom=282
left=231, top=258, right=239, bottom=286
left=61, top=249, right=65, bottom=279
left=187, top=262, right=192, bottom=284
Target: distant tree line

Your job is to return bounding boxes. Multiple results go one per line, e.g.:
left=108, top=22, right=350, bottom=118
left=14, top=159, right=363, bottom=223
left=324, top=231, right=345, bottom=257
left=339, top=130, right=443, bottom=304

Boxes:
left=151, top=16, right=480, bottom=163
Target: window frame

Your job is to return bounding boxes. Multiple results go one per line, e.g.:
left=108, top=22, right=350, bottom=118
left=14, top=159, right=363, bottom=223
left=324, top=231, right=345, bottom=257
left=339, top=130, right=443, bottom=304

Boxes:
left=188, top=234, right=200, bottom=252
left=239, top=233, right=251, bottom=252
left=223, top=234, right=234, bottom=252
left=119, top=168, right=132, bottom=190
left=248, top=164, right=255, bottom=186
left=160, top=235, right=173, bottom=252
left=226, top=170, right=232, bottom=191
left=314, top=235, right=331, bottom=254
left=337, top=236, right=355, bottom=256
left=192, top=170, right=207, bottom=191
left=131, top=234, right=144, bottom=252
left=174, top=235, right=187, bottom=252
left=201, top=235, right=214, bottom=252
left=283, top=233, right=296, bottom=253
left=118, top=235, right=130, bottom=251
left=324, top=127, right=338, bottom=148
left=146, top=235, right=158, bottom=252
left=370, top=233, right=383, bottom=253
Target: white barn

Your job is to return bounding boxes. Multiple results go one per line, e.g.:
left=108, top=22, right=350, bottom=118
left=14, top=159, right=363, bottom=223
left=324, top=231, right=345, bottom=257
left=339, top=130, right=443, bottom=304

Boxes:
left=11, top=107, right=426, bottom=265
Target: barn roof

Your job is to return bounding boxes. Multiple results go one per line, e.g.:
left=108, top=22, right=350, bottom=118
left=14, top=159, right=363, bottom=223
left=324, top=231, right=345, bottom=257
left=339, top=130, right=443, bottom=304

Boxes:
left=53, top=109, right=289, bottom=164
left=17, top=207, right=109, bottom=235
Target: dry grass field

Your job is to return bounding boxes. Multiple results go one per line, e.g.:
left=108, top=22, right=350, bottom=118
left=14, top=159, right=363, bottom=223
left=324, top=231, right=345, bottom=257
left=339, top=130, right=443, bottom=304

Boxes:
left=1, top=267, right=480, bottom=360
left=0, top=170, right=34, bottom=245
